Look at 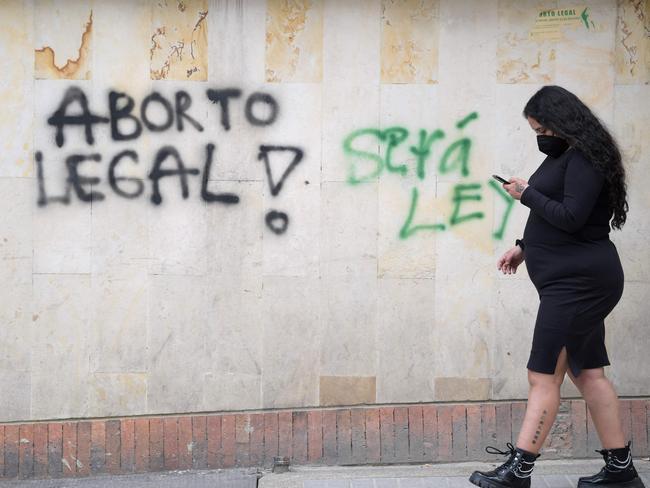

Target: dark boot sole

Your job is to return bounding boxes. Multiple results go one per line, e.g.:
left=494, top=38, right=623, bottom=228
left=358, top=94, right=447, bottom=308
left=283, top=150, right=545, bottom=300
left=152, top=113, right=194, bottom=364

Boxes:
left=469, top=472, right=531, bottom=488
left=577, top=478, right=646, bottom=488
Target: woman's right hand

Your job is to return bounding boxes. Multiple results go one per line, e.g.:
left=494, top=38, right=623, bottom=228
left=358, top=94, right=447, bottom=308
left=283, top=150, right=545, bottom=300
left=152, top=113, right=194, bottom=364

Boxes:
left=497, top=246, right=525, bottom=275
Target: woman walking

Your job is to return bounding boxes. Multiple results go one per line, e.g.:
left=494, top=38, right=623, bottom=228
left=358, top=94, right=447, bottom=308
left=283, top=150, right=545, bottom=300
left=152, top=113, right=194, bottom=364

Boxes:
left=469, top=86, right=644, bottom=488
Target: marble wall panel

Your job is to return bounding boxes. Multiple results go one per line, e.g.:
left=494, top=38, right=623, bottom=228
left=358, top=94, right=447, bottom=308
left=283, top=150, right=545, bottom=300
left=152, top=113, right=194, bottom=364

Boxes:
left=257, top=84, right=321, bottom=276
left=380, top=0, right=439, bottom=84
left=261, top=160, right=321, bottom=278
left=205, top=181, right=264, bottom=289
left=30, top=371, right=89, bottom=419
left=0, top=179, right=35, bottom=383
left=203, top=372, right=262, bottom=410
left=88, top=373, right=148, bottom=417
left=34, top=0, right=94, bottom=80
left=0, top=0, right=34, bottom=178
left=150, top=0, right=208, bottom=81
left=205, top=4, right=269, bottom=178
left=554, top=0, right=617, bottom=120
left=147, top=187, right=209, bottom=277
left=615, top=0, right=650, bottom=84
left=0, top=178, right=34, bottom=260
left=490, top=277, right=541, bottom=400
left=241, top=0, right=268, bottom=83
left=32, top=204, right=92, bottom=275
left=93, top=0, right=151, bottom=88
left=0, top=370, right=31, bottom=422
left=497, top=0, right=558, bottom=84
left=432, top=212, right=497, bottom=379
left=613, top=85, right=650, bottom=283
left=320, top=181, right=378, bottom=279
left=147, top=274, right=209, bottom=414
left=261, top=276, right=321, bottom=408
left=376, top=277, right=435, bottom=403
left=438, top=0, right=498, bottom=94
left=257, top=82, right=322, bottom=183
left=208, top=0, right=245, bottom=83
left=605, top=281, right=650, bottom=396
left=320, top=376, right=376, bottom=406
left=438, top=0, right=498, bottom=192
left=376, top=84, right=439, bottom=278
left=434, top=377, right=493, bottom=402
left=377, top=173, right=439, bottom=278
left=203, top=282, right=263, bottom=379
left=319, top=272, right=378, bottom=376
left=89, top=265, right=149, bottom=374
left=0, top=256, right=32, bottom=373
left=90, top=198, right=150, bottom=276
left=206, top=0, right=268, bottom=84
left=265, top=0, right=323, bottom=82
left=203, top=182, right=264, bottom=399
left=323, top=0, right=381, bottom=84
left=322, top=83, right=381, bottom=183
left=31, top=274, right=92, bottom=419
left=33, top=79, right=96, bottom=190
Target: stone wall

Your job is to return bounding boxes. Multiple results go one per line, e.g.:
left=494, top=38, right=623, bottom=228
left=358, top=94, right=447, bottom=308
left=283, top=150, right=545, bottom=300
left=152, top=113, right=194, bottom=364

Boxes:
left=1, top=0, right=649, bottom=424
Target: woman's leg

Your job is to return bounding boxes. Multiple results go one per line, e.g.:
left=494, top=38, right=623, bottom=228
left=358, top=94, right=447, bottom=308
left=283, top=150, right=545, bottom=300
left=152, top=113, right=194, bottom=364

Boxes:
left=469, top=349, right=570, bottom=488
left=469, top=349, right=568, bottom=488
left=568, top=367, right=626, bottom=449
left=570, top=368, right=645, bottom=487
left=516, top=348, right=569, bottom=452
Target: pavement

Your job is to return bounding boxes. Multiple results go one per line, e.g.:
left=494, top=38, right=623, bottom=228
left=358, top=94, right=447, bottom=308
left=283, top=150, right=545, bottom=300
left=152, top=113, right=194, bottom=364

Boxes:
left=258, top=458, right=650, bottom=488
left=0, top=458, right=648, bottom=488
left=0, top=469, right=260, bottom=488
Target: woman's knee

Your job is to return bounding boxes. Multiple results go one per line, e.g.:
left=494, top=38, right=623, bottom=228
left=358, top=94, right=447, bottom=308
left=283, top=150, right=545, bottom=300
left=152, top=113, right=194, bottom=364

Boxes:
left=575, top=369, right=619, bottom=402
left=527, top=348, right=568, bottom=387
left=528, top=369, right=565, bottom=388
left=570, top=367, right=606, bottom=391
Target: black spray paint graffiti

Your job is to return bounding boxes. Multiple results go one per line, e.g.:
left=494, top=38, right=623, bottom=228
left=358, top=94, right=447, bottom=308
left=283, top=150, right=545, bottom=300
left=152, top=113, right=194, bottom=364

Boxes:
left=36, top=86, right=303, bottom=235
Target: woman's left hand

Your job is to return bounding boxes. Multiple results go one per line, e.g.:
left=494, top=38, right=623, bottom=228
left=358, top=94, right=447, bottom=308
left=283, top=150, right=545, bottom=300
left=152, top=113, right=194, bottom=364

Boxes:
left=503, top=177, right=529, bottom=200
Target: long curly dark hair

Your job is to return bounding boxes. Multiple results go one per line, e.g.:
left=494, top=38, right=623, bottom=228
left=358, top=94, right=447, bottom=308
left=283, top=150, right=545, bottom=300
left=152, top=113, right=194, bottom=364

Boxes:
left=523, top=85, right=628, bottom=229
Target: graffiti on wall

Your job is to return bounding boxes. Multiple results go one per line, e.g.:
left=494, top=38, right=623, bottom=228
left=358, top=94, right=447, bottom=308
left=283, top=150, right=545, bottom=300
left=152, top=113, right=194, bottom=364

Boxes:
left=343, top=112, right=514, bottom=240
left=36, top=86, right=304, bottom=235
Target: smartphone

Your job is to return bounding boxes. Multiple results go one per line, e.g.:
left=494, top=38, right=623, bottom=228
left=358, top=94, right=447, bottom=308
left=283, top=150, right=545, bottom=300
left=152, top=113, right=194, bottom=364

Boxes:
left=492, top=174, right=510, bottom=184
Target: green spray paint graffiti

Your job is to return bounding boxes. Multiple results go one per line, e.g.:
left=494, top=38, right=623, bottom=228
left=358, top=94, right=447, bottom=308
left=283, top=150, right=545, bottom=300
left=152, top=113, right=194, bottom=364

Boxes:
left=342, top=112, right=515, bottom=240
left=580, top=7, right=595, bottom=30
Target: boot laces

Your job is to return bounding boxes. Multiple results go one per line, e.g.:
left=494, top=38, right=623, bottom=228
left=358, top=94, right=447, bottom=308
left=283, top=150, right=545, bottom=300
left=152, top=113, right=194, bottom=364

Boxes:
left=485, top=443, right=520, bottom=472
left=485, top=442, right=516, bottom=457
left=485, top=443, right=536, bottom=478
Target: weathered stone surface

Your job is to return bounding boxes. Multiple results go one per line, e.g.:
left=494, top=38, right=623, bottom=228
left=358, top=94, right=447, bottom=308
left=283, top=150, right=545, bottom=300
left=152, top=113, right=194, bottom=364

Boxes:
left=0, top=0, right=648, bottom=423
left=319, top=376, right=377, bottom=406
left=434, top=377, right=492, bottom=402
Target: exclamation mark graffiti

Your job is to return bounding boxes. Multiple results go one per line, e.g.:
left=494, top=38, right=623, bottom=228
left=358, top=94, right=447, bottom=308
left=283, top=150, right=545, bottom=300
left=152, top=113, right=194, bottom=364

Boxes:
left=257, top=145, right=304, bottom=235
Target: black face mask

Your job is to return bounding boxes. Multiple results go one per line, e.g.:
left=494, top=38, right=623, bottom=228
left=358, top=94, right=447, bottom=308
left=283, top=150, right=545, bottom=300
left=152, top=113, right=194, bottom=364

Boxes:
left=537, top=135, right=569, bottom=158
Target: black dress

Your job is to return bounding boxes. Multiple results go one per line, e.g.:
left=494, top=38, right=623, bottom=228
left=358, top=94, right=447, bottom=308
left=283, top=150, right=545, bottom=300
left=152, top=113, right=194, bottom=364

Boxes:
left=519, top=147, right=624, bottom=377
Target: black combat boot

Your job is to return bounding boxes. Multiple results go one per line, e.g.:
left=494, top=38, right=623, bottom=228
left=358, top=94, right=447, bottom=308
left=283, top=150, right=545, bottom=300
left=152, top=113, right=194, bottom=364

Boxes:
left=578, top=442, right=645, bottom=488
left=469, top=443, right=539, bottom=488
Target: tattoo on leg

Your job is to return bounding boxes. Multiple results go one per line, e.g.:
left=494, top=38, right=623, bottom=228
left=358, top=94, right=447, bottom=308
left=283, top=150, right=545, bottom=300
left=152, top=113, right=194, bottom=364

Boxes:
left=532, top=410, right=548, bottom=445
